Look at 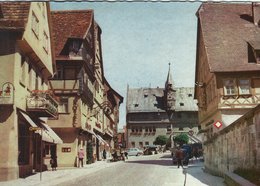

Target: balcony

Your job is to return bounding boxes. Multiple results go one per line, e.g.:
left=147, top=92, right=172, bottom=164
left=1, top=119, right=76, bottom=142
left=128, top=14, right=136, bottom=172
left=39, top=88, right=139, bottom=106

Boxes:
left=49, top=79, right=94, bottom=106
left=26, top=90, right=58, bottom=118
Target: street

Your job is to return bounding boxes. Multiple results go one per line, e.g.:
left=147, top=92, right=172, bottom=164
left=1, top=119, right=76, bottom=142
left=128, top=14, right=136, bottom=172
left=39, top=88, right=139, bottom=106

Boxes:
left=58, top=153, right=226, bottom=186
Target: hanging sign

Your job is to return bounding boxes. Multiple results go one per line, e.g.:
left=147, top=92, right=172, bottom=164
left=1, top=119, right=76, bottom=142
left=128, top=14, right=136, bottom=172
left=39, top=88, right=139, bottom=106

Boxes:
left=0, top=82, right=14, bottom=105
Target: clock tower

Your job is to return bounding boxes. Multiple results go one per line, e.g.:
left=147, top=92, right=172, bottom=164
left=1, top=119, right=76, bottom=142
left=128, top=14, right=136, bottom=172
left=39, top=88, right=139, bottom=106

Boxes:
left=164, top=63, right=176, bottom=113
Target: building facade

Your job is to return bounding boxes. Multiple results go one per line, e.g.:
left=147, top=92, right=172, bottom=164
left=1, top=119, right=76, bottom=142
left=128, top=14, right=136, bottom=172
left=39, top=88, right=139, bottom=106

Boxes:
left=195, top=3, right=260, bottom=174
left=0, top=2, right=62, bottom=181
left=48, top=10, right=123, bottom=167
left=126, top=66, right=199, bottom=149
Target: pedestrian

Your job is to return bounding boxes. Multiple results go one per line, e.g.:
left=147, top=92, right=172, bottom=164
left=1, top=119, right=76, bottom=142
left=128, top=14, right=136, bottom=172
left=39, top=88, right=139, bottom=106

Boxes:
left=50, top=155, right=57, bottom=171
left=103, top=149, right=107, bottom=160
left=124, top=151, right=128, bottom=160
left=78, top=147, right=84, bottom=168
left=175, top=146, right=184, bottom=168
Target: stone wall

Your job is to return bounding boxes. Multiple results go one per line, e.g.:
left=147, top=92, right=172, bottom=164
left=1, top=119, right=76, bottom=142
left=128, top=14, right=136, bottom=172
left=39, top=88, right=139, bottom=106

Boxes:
left=204, top=105, right=260, bottom=175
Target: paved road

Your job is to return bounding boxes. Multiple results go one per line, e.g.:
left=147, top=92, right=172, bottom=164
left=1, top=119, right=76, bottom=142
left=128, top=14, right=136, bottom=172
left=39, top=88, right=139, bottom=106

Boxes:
left=58, top=153, right=226, bottom=186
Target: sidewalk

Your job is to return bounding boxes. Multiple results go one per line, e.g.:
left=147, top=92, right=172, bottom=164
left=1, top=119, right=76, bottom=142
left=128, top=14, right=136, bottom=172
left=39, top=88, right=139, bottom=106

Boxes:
left=0, top=159, right=122, bottom=186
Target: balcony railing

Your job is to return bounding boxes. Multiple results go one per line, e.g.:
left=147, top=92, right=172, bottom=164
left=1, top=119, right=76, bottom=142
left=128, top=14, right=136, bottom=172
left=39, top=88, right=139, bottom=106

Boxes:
left=26, top=90, right=58, bottom=118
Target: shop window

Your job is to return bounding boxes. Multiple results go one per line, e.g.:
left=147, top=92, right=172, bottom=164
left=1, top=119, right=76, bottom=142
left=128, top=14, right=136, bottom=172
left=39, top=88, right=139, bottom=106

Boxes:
left=18, top=123, right=30, bottom=165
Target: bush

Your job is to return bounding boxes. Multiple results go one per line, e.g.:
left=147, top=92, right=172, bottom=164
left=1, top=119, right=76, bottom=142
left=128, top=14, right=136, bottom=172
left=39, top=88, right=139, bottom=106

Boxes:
left=174, top=133, right=189, bottom=145
left=154, top=135, right=168, bottom=146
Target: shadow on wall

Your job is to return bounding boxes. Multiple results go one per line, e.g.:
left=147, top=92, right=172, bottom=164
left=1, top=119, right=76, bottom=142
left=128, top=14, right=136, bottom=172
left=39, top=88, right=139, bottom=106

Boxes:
left=0, top=106, right=13, bottom=123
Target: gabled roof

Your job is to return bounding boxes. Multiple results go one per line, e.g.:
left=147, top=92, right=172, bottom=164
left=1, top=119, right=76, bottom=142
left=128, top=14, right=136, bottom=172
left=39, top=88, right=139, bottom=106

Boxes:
left=0, top=2, right=30, bottom=31
left=127, top=87, right=197, bottom=113
left=197, top=3, right=260, bottom=72
left=51, top=10, right=93, bottom=57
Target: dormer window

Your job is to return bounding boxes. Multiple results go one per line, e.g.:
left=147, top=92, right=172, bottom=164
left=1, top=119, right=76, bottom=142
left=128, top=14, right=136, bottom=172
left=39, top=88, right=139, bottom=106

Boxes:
left=247, top=41, right=260, bottom=63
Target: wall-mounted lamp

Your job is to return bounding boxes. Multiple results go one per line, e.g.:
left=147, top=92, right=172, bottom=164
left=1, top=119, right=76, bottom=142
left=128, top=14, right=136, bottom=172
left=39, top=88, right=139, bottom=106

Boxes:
left=195, top=82, right=205, bottom=88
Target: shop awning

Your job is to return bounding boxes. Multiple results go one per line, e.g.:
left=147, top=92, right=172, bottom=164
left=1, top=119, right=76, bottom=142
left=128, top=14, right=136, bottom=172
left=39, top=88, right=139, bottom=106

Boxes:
left=20, top=112, right=62, bottom=144
left=93, top=132, right=109, bottom=146
left=41, top=123, right=63, bottom=144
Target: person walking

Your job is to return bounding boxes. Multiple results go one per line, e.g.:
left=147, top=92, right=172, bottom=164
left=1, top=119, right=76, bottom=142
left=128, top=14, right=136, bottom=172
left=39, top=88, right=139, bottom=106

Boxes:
left=50, top=155, right=57, bottom=171
left=175, top=146, right=184, bottom=168
left=102, top=149, right=107, bottom=160
left=78, top=148, right=84, bottom=168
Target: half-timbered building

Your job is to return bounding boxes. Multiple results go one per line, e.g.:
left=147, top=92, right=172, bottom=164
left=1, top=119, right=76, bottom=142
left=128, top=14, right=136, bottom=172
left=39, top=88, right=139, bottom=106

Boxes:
left=195, top=2, right=260, bottom=173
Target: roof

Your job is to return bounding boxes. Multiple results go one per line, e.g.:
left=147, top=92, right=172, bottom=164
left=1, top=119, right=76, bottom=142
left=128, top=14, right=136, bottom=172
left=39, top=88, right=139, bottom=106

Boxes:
left=197, top=3, right=260, bottom=72
left=127, top=87, right=198, bottom=113
left=51, top=10, right=93, bottom=57
left=0, top=2, right=30, bottom=31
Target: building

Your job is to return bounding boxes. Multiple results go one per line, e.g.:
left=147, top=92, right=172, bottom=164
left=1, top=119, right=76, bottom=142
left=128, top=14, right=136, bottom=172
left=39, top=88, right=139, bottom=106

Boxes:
left=126, top=65, right=199, bottom=149
left=117, top=126, right=127, bottom=149
left=0, top=2, right=62, bottom=180
left=48, top=9, right=123, bottom=167
left=195, top=2, right=260, bottom=173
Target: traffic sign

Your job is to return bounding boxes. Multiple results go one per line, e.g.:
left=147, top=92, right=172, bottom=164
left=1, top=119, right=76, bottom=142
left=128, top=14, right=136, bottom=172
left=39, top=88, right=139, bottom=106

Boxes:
left=214, top=121, right=222, bottom=129
left=188, top=130, right=194, bottom=136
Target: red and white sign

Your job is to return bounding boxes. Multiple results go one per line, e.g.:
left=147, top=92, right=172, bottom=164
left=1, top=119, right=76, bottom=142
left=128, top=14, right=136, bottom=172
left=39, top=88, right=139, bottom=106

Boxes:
left=188, top=130, right=194, bottom=136
left=214, top=121, right=223, bottom=129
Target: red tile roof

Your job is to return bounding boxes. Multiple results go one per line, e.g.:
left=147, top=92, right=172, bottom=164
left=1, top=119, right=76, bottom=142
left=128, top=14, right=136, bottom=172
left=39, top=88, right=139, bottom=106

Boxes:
left=51, top=10, right=93, bottom=57
left=197, top=3, right=260, bottom=72
left=0, top=2, right=30, bottom=31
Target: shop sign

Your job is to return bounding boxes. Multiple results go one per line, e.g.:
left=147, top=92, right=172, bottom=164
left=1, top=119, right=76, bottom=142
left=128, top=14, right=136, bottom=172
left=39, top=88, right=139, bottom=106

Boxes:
left=0, top=82, right=14, bottom=105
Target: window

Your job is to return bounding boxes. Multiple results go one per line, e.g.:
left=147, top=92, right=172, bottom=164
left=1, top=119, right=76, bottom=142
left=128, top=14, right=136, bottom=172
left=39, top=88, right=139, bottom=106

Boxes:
left=145, top=141, right=149, bottom=146
left=167, top=126, right=171, bottom=132
left=223, top=79, right=237, bottom=95
left=58, top=97, right=69, bottom=113
left=139, top=142, right=143, bottom=148
left=31, top=12, right=39, bottom=38
left=43, top=31, right=49, bottom=53
left=238, top=79, right=250, bottom=95
left=20, top=57, right=27, bottom=86
left=180, top=103, right=184, bottom=106
left=131, top=142, right=135, bottom=148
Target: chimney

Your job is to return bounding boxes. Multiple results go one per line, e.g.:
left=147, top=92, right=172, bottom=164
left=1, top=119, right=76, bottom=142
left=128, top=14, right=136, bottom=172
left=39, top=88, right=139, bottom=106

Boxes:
left=252, top=3, right=260, bottom=26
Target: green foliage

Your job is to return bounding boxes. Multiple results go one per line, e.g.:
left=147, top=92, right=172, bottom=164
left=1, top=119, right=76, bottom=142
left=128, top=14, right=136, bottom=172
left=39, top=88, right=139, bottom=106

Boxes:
left=174, top=133, right=189, bottom=145
left=154, top=135, right=168, bottom=146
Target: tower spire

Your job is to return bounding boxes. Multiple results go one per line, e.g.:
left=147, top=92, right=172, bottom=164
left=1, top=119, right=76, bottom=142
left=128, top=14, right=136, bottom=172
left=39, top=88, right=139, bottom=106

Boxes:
left=165, top=63, right=173, bottom=89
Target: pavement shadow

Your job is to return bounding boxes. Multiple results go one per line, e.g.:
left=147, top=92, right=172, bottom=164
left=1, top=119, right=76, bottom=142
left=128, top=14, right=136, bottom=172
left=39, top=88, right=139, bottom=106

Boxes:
left=125, top=159, right=173, bottom=166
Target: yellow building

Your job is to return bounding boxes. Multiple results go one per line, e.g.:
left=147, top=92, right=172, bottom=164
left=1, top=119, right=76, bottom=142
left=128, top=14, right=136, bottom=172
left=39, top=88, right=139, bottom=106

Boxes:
left=0, top=2, right=62, bottom=181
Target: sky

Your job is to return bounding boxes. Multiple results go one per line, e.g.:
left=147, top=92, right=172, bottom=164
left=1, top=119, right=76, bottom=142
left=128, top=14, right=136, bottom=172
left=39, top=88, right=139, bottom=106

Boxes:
left=51, top=2, right=201, bottom=128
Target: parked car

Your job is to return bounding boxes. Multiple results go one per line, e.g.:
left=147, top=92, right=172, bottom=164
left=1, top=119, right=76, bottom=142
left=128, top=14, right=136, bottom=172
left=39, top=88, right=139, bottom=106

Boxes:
left=143, top=145, right=158, bottom=155
left=127, top=148, right=143, bottom=156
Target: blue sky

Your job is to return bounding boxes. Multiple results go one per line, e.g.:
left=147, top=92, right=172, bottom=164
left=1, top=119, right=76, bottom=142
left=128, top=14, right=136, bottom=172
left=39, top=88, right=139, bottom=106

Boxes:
left=51, top=2, right=201, bottom=128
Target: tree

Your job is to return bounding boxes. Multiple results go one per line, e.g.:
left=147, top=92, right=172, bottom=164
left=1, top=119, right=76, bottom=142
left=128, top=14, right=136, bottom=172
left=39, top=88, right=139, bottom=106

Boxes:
left=174, top=133, right=189, bottom=146
left=154, top=135, right=168, bottom=146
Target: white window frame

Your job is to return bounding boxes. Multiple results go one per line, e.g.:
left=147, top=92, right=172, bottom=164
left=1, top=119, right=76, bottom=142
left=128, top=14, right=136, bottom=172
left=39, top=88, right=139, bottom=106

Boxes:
left=223, top=79, right=237, bottom=96
left=238, top=79, right=251, bottom=95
